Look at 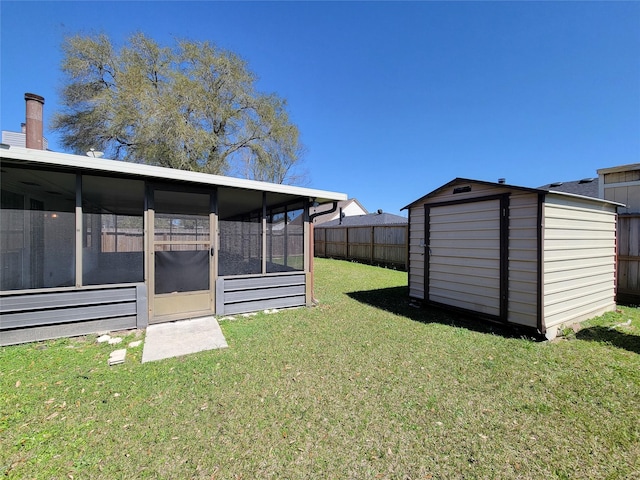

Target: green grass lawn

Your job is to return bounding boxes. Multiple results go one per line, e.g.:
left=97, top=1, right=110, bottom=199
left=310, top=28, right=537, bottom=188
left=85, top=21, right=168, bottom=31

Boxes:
left=1, top=258, right=639, bottom=479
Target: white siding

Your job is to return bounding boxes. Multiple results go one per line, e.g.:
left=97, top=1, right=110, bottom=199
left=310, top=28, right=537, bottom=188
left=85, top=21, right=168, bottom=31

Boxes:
left=408, top=206, right=425, bottom=299
left=342, top=202, right=367, bottom=217
left=543, top=196, right=617, bottom=329
left=507, top=193, right=539, bottom=328
left=428, top=199, right=501, bottom=316
left=2, top=131, right=49, bottom=150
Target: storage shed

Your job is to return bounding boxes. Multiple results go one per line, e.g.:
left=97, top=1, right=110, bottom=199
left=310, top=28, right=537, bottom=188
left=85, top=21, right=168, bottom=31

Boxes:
left=403, top=178, right=622, bottom=339
left=0, top=145, right=346, bottom=345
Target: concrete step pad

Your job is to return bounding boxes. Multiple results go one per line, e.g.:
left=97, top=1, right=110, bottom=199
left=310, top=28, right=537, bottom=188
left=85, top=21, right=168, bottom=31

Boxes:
left=142, top=316, right=228, bottom=363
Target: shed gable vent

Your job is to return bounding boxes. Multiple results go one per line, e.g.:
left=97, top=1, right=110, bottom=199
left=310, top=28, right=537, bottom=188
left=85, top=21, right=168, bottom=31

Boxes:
left=453, top=186, right=472, bottom=194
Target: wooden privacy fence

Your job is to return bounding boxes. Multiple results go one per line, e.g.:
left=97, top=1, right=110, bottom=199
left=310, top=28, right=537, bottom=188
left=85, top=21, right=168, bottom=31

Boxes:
left=314, top=225, right=408, bottom=270
left=617, top=214, right=640, bottom=303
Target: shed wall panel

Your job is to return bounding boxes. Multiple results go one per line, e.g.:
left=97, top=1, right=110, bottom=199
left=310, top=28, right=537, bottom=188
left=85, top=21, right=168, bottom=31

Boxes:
left=408, top=206, right=425, bottom=299
left=543, top=199, right=617, bottom=328
left=506, top=193, right=539, bottom=327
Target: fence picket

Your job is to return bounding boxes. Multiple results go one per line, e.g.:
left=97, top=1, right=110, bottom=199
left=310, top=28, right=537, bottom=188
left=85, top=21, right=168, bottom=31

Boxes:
left=314, top=225, right=408, bottom=270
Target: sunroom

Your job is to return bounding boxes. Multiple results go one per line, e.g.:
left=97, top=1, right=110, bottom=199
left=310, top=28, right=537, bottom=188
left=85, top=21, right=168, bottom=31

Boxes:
left=0, top=145, right=346, bottom=345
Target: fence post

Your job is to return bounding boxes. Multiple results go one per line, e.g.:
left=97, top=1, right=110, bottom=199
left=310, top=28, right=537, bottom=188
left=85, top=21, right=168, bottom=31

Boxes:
left=345, top=227, right=349, bottom=260
left=370, top=226, right=375, bottom=265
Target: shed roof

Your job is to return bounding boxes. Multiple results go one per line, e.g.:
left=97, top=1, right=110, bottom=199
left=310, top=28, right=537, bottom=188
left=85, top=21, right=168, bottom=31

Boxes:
left=316, top=211, right=407, bottom=228
left=0, top=145, right=347, bottom=205
left=402, top=177, right=623, bottom=210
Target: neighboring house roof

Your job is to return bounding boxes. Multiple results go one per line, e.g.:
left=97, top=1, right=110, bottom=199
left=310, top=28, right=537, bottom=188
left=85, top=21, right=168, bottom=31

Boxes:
left=316, top=211, right=408, bottom=228
left=538, top=178, right=599, bottom=198
left=2, top=130, right=48, bottom=150
left=311, top=198, right=368, bottom=224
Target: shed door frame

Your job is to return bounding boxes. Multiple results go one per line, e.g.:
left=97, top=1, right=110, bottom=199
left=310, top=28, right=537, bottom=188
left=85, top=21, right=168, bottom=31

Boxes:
left=424, top=193, right=509, bottom=322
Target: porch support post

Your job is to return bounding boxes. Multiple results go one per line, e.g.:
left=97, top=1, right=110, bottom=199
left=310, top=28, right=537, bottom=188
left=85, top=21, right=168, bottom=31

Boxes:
left=211, top=189, right=218, bottom=312
left=262, top=192, right=267, bottom=274
left=305, top=200, right=313, bottom=304
left=75, top=174, right=83, bottom=287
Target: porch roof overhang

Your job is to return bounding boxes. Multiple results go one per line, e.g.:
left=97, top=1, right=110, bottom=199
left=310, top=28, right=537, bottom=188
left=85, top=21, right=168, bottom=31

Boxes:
left=0, top=145, right=347, bottom=207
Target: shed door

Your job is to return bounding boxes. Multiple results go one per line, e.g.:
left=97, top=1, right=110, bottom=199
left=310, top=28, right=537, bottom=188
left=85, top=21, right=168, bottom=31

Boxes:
left=426, top=196, right=507, bottom=319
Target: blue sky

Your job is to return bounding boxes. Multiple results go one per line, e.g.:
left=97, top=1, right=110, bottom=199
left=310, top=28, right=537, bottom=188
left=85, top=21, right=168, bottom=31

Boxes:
left=2, top=1, right=639, bottom=215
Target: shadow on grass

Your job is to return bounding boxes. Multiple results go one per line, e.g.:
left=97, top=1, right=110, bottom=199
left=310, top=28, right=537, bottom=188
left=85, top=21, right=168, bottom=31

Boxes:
left=576, top=326, right=640, bottom=354
left=347, top=286, right=540, bottom=340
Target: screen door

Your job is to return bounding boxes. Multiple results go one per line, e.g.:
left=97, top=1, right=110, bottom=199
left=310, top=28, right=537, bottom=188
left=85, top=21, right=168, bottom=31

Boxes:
left=150, top=189, right=214, bottom=322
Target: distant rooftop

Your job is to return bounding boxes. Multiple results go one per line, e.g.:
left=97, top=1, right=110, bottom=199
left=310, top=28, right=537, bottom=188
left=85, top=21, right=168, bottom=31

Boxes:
left=539, top=177, right=599, bottom=199
left=316, top=211, right=407, bottom=228
left=2, top=128, right=49, bottom=150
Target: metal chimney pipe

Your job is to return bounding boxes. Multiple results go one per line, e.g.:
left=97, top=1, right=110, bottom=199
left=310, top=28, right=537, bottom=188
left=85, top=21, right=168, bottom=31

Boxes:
left=25, top=93, right=45, bottom=150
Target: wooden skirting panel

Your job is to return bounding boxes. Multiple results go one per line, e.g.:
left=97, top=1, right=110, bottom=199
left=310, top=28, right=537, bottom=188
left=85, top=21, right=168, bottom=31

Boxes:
left=216, top=273, right=307, bottom=316
left=0, top=284, right=148, bottom=346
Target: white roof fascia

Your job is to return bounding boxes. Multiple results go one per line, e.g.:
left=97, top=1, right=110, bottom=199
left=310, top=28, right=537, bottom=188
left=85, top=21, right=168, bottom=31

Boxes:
left=0, top=145, right=347, bottom=204
left=545, top=190, right=625, bottom=208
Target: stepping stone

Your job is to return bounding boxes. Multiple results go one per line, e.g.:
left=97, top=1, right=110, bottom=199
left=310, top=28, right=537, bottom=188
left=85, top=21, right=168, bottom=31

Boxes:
left=109, top=349, right=127, bottom=366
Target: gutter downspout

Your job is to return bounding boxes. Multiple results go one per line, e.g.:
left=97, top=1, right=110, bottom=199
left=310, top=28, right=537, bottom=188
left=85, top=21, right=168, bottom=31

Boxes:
left=308, top=201, right=338, bottom=304
left=309, top=201, right=338, bottom=223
